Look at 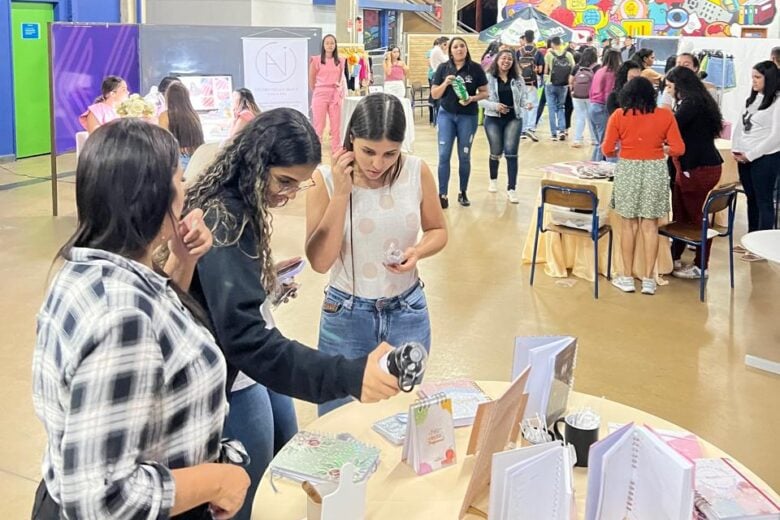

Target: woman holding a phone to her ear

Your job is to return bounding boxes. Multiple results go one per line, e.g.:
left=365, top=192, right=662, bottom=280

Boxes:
left=306, top=93, right=448, bottom=416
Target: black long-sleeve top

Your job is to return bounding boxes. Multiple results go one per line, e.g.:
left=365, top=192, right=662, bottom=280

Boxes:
left=190, top=193, right=365, bottom=403
left=671, top=98, right=723, bottom=172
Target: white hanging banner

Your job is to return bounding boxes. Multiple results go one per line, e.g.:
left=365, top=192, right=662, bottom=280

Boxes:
left=242, top=37, right=309, bottom=115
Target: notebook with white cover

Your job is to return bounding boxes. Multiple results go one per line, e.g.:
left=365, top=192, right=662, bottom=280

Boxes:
left=418, top=379, right=492, bottom=427
left=402, top=393, right=457, bottom=475
left=489, top=442, right=574, bottom=520
left=513, top=336, right=577, bottom=424
left=586, top=423, right=694, bottom=520
left=372, top=413, right=407, bottom=445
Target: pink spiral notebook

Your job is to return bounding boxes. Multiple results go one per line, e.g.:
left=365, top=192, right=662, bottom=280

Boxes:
left=694, top=458, right=780, bottom=520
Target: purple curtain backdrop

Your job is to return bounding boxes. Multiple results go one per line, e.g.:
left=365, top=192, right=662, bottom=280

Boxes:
left=51, top=24, right=139, bottom=154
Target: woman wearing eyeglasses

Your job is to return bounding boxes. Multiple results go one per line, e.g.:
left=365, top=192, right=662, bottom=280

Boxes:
left=306, top=94, right=447, bottom=416
left=732, top=61, right=780, bottom=259
left=186, top=108, right=400, bottom=520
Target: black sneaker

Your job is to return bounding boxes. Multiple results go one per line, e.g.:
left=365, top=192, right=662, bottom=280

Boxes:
left=458, top=192, right=471, bottom=207
left=439, top=194, right=449, bottom=209
left=558, top=132, right=567, bottom=141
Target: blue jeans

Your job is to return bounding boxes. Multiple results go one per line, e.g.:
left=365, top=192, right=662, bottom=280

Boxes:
left=738, top=151, right=780, bottom=231
left=545, top=84, right=568, bottom=137
left=588, top=102, right=608, bottom=161
left=572, top=98, right=590, bottom=144
left=437, top=108, right=479, bottom=196
left=224, top=384, right=298, bottom=520
left=484, top=116, right=522, bottom=190
left=317, top=282, right=432, bottom=416
left=522, top=85, right=539, bottom=132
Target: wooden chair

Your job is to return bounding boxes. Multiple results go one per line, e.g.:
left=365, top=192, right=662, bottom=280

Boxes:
left=529, top=180, right=613, bottom=299
left=658, top=183, right=738, bottom=302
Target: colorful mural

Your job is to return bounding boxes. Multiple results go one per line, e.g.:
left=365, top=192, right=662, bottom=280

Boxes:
left=498, top=0, right=776, bottom=39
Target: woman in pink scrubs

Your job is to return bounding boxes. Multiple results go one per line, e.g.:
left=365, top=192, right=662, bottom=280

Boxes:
left=309, top=34, right=346, bottom=155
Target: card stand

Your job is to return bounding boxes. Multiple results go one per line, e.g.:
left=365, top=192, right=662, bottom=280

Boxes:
left=305, top=463, right=367, bottom=520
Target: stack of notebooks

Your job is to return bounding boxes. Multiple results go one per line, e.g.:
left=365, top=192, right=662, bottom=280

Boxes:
left=694, top=458, right=780, bottom=520
left=269, top=431, right=380, bottom=485
left=417, top=379, right=492, bottom=427
left=489, top=441, right=575, bottom=520
left=585, top=423, right=695, bottom=520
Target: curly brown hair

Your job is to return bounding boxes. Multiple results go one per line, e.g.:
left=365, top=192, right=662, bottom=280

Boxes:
left=185, top=108, right=321, bottom=292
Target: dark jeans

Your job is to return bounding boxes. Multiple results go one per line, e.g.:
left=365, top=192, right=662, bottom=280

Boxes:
left=484, top=115, right=522, bottom=190
left=738, top=151, right=780, bottom=232
left=670, top=164, right=722, bottom=269
left=536, top=86, right=546, bottom=126
left=437, top=108, right=479, bottom=196
left=428, top=78, right=438, bottom=125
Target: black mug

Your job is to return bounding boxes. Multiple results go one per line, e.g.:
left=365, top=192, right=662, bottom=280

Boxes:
left=553, top=414, right=599, bottom=468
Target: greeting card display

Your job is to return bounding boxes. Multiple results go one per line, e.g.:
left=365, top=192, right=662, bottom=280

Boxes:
left=402, top=393, right=457, bottom=476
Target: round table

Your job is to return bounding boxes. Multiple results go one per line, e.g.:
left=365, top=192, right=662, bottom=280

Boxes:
left=742, top=230, right=780, bottom=263
left=340, top=96, right=416, bottom=153
left=255, top=381, right=779, bottom=519
left=520, top=162, right=673, bottom=282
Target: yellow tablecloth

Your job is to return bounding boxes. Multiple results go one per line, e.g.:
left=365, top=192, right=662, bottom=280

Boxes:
left=520, top=162, right=673, bottom=282
left=255, top=382, right=778, bottom=519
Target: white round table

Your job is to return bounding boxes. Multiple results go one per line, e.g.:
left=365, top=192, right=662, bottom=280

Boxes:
left=741, top=230, right=780, bottom=263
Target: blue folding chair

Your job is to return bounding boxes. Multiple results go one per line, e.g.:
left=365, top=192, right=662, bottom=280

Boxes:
left=658, top=184, right=738, bottom=302
left=529, top=180, right=613, bottom=299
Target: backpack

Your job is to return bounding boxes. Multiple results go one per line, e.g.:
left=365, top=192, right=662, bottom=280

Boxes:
left=518, top=45, right=538, bottom=86
left=571, top=65, right=595, bottom=98
left=550, top=51, right=572, bottom=86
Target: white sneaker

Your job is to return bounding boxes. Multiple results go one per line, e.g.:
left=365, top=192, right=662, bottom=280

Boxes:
left=673, top=264, right=708, bottom=279
left=488, top=180, right=498, bottom=193
left=673, top=260, right=682, bottom=271
left=611, top=276, right=635, bottom=293
left=508, top=189, right=519, bottom=204
left=641, top=278, right=657, bottom=295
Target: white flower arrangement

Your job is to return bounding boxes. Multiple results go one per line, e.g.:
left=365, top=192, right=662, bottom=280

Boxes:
left=116, top=93, right=156, bottom=119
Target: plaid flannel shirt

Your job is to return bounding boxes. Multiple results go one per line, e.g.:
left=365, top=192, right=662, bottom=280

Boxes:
left=32, top=248, right=234, bottom=519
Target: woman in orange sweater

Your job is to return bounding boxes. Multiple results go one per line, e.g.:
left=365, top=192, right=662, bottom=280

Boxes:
left=603, top=77, right=685, bottom=295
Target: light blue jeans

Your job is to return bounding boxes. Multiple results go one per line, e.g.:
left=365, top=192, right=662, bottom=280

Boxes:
left=588, top=102, right=609, bottom=161
left=572, top=98, right=591, bottom=144
left=317, top=282, right=432, bottom=416
left=224, top=384, right=298, bottom=520
left=522, top=85, right=539, bottom=132
left=545, top=84, right=568, bottom=137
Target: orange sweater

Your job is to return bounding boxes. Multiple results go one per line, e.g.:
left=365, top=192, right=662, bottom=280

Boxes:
left=602, top=107, right=685, bottom=160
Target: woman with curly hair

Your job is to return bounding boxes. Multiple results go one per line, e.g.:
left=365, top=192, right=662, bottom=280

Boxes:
left=186, top=108, right=399, bottom=520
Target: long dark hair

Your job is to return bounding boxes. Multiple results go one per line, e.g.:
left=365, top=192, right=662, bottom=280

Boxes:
left=59, top=118, right=179, bottom=261
left=578, top=46, right=598, bottom=69
left=619, top=77, right=657, bottom=115
left=165, top=82, right=204, bottom=154
left=481, top=39, right=502, bottom=61
left=746, top=61, right=779, bottom=111
left=614, top=61, right=641, bottom=92
left=95, top=75, right=124, bottom=104
left=665, top=66, right=723, bottom=138
left=235, top=88, right=261, bottom=115
left=448, top=37, right=473, bottom=65
left=602, top=49, right=622, bottom=73
left=488, top=49, right=520, bottom=80
left=320, top=34, right=340, bottom=65
left=632, top=48, right=654, bottom=69
left=344, top=93, right=406, bottom=186
left=186, top=108, right=321, bottom=291
left=158, top=75, right=180, bottom=95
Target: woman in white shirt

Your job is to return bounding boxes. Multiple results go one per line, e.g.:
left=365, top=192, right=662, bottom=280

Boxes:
left=306, top=94, right=448, bottom=415
left=732, top=61, right=780, bottom=256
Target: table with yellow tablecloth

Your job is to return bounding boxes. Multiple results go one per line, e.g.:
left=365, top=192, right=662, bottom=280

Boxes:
left=255, top=381, right=779, bottom=519
left=520, top=161, right=673, bottom=282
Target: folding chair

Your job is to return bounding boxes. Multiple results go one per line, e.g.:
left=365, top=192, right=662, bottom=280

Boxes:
left=530, top=180, right=613, bottom=299
left=658, top=183, right=738, bottom=302
left=410, top=81, right=429, bottom=119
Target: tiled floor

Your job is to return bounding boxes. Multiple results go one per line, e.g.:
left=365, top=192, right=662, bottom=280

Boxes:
left=1, top=117, right=778, bottom=517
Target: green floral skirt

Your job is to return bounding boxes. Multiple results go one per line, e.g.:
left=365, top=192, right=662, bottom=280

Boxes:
left=610, top=158, right=671, bottom=219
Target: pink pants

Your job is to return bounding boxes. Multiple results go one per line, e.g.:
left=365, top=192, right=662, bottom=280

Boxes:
left=311, top=86, right=344, bottom=155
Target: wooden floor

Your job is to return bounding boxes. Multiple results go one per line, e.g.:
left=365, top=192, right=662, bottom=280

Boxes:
left=1, top=114, right=778, bottom=516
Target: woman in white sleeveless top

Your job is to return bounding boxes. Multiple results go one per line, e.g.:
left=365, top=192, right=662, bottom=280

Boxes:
left=306, top=94, right=448, bottom=415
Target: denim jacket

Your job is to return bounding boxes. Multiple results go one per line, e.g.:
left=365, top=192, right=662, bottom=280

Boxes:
left=479, top=74, right=528, bottom=119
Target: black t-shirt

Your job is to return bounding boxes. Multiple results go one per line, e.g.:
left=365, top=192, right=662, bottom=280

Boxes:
left=497, top=77, right=515, bottom=119
left=433, top=60, right=488, bottom=116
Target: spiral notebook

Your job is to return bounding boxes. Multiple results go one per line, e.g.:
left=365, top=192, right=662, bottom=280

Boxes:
left=585, top=423, right=694, bottom=520
left=402, top=393, right=457, bottom=475
left=489, top=441, right=575, bottom=520
left=269, top=431, right=380, bottom=485
left=694, top=458, right=780, bottom=520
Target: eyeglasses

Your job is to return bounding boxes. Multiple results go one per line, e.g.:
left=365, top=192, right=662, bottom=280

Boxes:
left=742, top=111, right=753, bottom=132
left=275, top=177, right=316, bottom=195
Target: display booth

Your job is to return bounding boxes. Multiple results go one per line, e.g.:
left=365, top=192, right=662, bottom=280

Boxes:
left=46, top=22, right=322, bottom=215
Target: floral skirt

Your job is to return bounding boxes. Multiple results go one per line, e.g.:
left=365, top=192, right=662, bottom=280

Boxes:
left=610, top=158, right=671, bottom=219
